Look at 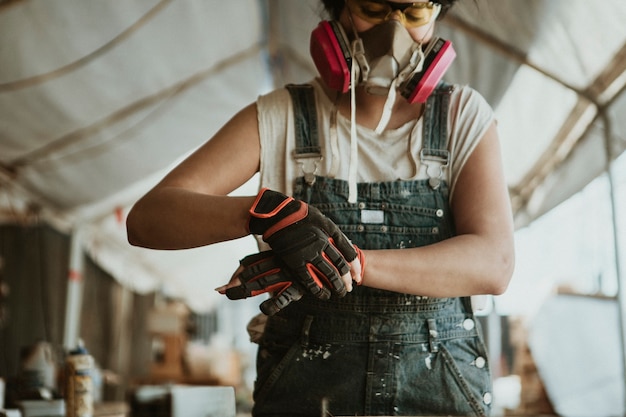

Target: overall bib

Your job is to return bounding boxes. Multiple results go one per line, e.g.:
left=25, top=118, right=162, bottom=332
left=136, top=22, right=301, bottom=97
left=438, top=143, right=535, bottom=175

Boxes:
left=252, top=84, right=492, bottom=417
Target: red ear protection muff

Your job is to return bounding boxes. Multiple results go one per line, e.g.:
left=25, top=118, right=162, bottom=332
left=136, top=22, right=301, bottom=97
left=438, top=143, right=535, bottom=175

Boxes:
left=309, top=21, right=456, bottom=102
left=400, top=37, right=456, bottom=103
left=310, top=21, right=352, bottom=93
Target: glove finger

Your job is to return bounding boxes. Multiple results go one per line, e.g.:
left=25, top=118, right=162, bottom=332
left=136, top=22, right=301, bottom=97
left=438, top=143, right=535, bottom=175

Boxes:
left=225, top=271, right=294, bottom=300
left=323, top=241, right=351, bottom=276
left=260, top=299, right=281, bottom=316
left=296, top=264, right=332, bottom=300
left=308, top=255, right=347, bottom=298
left=226, top=253, right=288, bottom=300
left=240, top=250, right=275, bottom=267
left=224, top=286, right=249, bottom=300
left=320, top=243, right=350, bottom=296
left=238, top=257, right=282, bottom=284
left=259, top=282, right=305, bottom=315
left=327, top=230, right=357, bottom=262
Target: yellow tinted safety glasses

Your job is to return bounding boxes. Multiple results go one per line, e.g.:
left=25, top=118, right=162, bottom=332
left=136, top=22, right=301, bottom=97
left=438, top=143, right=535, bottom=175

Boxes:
left=347, top=0, right=441, bottom=28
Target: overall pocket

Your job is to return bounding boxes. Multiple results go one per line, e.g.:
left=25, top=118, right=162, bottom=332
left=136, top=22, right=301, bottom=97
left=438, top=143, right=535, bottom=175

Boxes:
left=254, top=338, right=367, bottom=416
left=394, top=334, right=491, bottom=417
left=254, top=315, right=368, bottom=416
left=437, top=335, right=492, bottom=417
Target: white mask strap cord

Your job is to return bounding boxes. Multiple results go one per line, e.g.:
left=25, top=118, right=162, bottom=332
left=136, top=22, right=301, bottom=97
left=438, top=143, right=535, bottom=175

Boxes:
left=374, top=78, right=397, bottom=135
left=344, top=8, right=363, bottom=203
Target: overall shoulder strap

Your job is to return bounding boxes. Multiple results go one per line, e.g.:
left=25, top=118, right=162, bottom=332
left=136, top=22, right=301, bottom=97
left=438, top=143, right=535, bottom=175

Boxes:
left=286, top=83, right=322, bottom=185
left=286, top=83, right=321, bottom=156
left=420, top=81, right=454, bottom=189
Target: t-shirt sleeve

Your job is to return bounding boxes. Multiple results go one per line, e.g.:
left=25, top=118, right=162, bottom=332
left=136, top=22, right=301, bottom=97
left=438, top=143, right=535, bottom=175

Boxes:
left=256, top=87, right=294, bottom=195
left=448, top=85, right=496, bottom=199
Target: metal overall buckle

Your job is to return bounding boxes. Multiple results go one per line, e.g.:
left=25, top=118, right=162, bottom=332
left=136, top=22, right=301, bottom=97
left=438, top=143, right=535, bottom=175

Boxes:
left=294, top=152, right=323, bottom=186
left=420, top=148, right=449, bottom=190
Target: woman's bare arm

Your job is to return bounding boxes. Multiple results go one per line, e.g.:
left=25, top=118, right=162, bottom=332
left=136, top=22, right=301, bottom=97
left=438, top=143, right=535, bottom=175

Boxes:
left=361, top=122, right=515, bottom=297
left=126, top=103, right=261, bottom=249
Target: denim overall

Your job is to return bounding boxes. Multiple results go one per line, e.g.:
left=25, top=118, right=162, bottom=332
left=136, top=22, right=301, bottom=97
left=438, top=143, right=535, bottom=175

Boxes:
left=252, top=84, right=492, bottom=417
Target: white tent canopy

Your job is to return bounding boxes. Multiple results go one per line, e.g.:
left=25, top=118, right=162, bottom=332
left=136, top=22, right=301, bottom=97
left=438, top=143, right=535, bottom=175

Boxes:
left=1, top=0, right=626, bottom=312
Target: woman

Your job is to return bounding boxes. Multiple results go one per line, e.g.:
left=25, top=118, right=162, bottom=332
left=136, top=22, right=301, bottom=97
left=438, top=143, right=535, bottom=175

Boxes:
left=127, top=0, right=515, bottom=415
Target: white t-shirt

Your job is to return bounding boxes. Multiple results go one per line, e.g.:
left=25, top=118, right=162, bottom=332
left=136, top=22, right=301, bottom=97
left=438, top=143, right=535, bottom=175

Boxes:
left=257, top=78, right=495, bottom=201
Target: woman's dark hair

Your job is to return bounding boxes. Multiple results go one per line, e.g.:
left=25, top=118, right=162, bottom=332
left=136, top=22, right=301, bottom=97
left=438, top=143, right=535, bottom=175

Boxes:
left=320, top=0, right=459, bottom=21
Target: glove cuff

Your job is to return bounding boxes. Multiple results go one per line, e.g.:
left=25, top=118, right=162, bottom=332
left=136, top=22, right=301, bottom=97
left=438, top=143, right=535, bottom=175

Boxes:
left=248, top=188, right=307, bottom=237
left=355, top=246, right=366, bottom=286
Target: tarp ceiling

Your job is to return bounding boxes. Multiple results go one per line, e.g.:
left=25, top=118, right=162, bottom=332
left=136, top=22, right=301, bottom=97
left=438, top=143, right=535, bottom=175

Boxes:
left=1, top=0, right=626, bottom=312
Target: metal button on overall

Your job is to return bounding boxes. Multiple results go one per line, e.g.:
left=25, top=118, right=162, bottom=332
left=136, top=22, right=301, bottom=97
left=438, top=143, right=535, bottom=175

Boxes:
left=463, top=318, right=475, bottom=330
left=475, top=356, right=486, bottom=369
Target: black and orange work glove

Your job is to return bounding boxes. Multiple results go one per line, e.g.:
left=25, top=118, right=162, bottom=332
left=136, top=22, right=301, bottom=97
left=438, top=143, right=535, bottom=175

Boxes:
left=248, top=188, right=357, bottom=300
left=225, top=251, right=304, bottom=316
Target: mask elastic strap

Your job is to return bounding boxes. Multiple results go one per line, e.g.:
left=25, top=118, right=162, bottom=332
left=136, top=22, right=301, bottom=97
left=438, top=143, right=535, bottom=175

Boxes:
left=404, top=46, right=426, bottom=81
